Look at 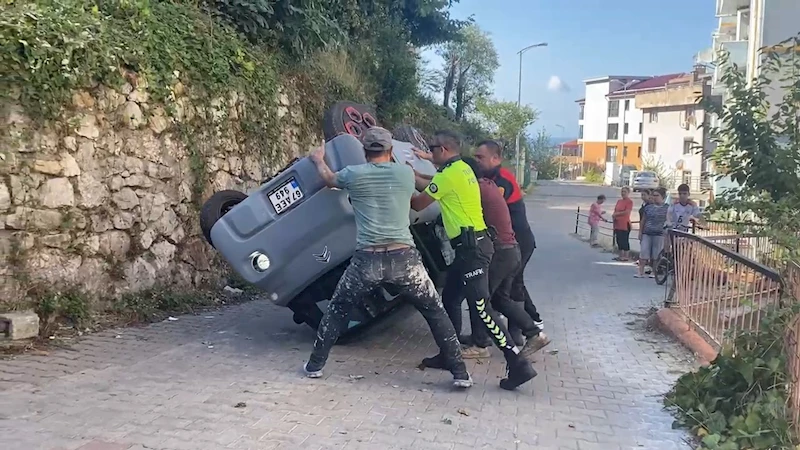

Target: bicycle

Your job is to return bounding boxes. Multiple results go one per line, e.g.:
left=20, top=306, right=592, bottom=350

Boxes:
left=653, top=221, right=703, bottom=304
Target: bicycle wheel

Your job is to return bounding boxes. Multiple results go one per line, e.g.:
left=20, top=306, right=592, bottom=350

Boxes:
left=664, top=270, right=676, bottom=304
left=654, top=255, right=670, bottom=286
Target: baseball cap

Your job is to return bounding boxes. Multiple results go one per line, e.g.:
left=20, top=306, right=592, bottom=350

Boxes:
left=362, top=127, right=393, bottom=152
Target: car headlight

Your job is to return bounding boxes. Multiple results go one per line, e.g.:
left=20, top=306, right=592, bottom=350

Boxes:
left=249, top=252, right=271, bottom=272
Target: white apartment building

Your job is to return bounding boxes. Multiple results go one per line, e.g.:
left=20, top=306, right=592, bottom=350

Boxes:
left=635, top=70, right=713, bottom=194
left=709, top=0, right=800, bottom=194
left=577, top=75, right=650, bottom=171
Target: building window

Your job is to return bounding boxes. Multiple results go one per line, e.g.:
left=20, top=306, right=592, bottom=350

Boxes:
left=683, top=138, right=694, bottom=155
left=578, top=144, right=583, bottom=157
left=607, top=123, right=619, bottom=140
left=649, top=111, right=658, bottom=123
left=608, top=100, right=620, bottom=118
left=578, top=125, right=584, bottom=139
left=624, top=99, right=630, bottom=111
left=606, top=146, right=618, bottom=162
left=637, top=147, right=642, bottom=158
left=579, top=104, right=584, bottom=120
left=638, top=123, right=643, bottom=134
left=648, top=137, right=657, bottom=153
left=623, top=146, right=628, bottom=157
left=623, top=123, right=629, bottom=134
left=682, top=171, right=692, bottom=185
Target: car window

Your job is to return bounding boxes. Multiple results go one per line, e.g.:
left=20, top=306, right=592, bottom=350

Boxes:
left=637, top=172, right=656, bottom=178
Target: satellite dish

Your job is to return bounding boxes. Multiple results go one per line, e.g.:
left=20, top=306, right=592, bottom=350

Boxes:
left=676, top=159, right=685, bottom=170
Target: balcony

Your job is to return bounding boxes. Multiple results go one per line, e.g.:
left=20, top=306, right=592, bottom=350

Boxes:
left=716, top=0, right=750, bottom=17
left=713, top=41, right=748, bottom=93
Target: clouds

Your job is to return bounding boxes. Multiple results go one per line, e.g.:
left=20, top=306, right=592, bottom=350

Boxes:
left=547, top=75, right=570, bottom=93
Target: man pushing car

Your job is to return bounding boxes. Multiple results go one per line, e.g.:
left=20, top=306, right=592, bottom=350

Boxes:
left=303, top=127, right=472, bottom=389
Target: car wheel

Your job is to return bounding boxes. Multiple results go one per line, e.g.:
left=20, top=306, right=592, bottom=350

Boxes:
left=322, top=101, right=380, bottom=142
left=200, top=190, right=248, bottom=248
left=393, top=125, right=430, bottom=152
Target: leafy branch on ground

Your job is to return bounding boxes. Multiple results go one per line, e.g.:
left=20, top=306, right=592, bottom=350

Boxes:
left=665, top=304, right=798, bottom=449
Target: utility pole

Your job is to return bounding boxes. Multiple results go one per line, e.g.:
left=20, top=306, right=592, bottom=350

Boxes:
left=515, top=42, right=548, bottom=183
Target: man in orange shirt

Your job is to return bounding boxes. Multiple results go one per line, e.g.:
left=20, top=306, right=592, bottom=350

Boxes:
left=612, top=187, right=634, bottom=261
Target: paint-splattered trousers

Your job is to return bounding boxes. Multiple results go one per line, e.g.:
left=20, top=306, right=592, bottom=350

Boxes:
left=307, top=247, right=466, bottom=375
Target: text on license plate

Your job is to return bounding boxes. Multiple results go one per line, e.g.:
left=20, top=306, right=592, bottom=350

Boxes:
left=268, top=178, right=304, bottom=214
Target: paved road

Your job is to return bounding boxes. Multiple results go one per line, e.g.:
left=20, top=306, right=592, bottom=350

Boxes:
left=0, top=181, right=695, bottom=450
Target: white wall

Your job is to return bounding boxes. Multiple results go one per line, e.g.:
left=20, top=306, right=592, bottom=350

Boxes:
left=582, top=81, right=611, bottom=142
left=641, top=105, right=706, bottom=186
left=758, top=0, right=800, bottom=108
left=606, top=95, right=644, bottom=146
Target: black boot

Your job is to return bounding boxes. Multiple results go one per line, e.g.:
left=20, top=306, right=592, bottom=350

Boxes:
left=499, top=357, right=537, bottom=390
left=420, top=353, right=448, bottom=370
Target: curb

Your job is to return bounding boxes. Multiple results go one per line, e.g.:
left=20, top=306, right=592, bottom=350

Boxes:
left=654, top=308, right=718, bottom=366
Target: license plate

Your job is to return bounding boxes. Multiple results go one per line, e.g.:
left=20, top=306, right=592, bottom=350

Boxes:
left=268, top=178, right=303, bottom=214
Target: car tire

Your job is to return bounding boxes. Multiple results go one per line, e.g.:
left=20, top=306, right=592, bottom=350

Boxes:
left=393, top=125, right=430, bottom=152
left=322, top=101, right=379, bottom=142
left=200, top=190, right=248, bottom=248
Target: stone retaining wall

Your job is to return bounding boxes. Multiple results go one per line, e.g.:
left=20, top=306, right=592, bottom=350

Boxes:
left=0, top=77, right=313, bottom=310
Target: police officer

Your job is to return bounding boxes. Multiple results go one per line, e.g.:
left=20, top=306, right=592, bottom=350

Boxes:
left=474, top=140, right=550, bottom=355
left=410, top=130, right=537, bottom=391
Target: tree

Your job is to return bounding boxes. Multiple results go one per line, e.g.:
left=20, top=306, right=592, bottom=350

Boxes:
left=705, top=33, right=800, bottom=258
left=474, top=98, right=539, bottom=158
left=528, top=128, right=559, bottom=182
left=437, top=24, right=499, bottom=121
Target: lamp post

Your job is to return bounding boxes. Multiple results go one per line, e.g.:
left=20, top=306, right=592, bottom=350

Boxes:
left=555, top=124, right=565, bottom=179
left=515, top=42, right=548, bottom=182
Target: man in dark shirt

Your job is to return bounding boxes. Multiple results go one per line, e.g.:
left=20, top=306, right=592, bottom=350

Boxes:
left=452, top=157, right=545, bottom=360
left=473, top=140, right=550, bottom=355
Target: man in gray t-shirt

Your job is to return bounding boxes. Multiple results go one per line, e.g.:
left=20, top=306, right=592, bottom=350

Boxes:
left=304, top=127, right=470, bottom=389
left=334, top=162, right=416, bottom=249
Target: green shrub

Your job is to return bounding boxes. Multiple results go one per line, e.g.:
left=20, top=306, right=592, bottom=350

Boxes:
left=665, top=305, right=797, bottom=449
left=584, top=167, right=603, bottom=184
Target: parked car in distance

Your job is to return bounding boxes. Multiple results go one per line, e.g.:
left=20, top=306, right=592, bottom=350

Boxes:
left=632, top=171, right=659, bottom=192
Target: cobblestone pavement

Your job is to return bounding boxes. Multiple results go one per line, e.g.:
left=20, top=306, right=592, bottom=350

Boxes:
left=1, top=181, right=697, bottom=450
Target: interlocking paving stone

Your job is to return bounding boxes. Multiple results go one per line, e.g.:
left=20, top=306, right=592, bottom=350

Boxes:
left=0, top=181, right=696, bottom=450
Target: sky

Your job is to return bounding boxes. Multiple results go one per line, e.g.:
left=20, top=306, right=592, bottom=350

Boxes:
left=422, top=0, right=718, bottom=140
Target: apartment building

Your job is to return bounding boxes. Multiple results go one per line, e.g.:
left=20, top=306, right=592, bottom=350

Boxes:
left=636, top=69, right=712, bottom=192
left=709, top=0, right=800, bottom=194
left=576, top=75, right=650, bottom=172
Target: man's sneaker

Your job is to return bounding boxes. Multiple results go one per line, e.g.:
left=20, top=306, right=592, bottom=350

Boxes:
left=533, top=320, right=544, bottom=331
left=303, top=362, right=323, bottom=378
left=499, top=358, right=537, bottom=390
left=452, top=371, right=473, bottom=389
left=420, top=353, right=448, bottom=370
left=520, top=332, right=551, bottom=360
left=461, top=346, right=491, bottom=359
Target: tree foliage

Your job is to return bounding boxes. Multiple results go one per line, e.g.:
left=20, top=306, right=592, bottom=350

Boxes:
left=437, top=24, right=499, bottom=121
left=528, top=128, right=560, bottom=181
left=705, top=33, right=800, bottom=259
left=474, top=97, right=538, bottom=157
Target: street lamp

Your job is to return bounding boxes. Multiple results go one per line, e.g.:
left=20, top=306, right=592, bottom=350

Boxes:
left=515, top=42, right=548, bottom=183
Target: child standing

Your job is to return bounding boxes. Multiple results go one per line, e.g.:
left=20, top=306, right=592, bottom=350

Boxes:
left=588, top=195, right=607, bottom=247
left=637, top=187, right=669, bottom=278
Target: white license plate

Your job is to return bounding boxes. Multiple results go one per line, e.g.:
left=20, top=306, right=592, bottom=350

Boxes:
left=268, top=178, right=304, bottom=214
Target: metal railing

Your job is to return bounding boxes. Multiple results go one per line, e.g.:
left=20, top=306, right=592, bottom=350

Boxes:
left=784, top=262, right=800, bottom=434
left=573, top=206, right=640, bottom=250
left=670, top=229, right=783, bottom=350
